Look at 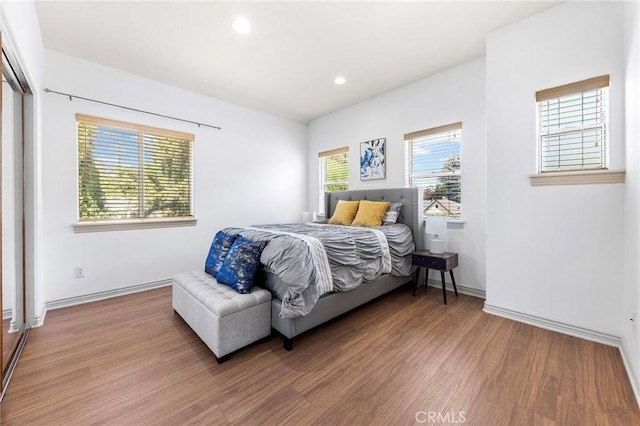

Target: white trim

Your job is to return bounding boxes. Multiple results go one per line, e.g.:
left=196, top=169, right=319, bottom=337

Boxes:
left=447, top=220, right=465, bottom=230
left=425, top=278, right=485, bottom=299
left=33, top=310, right=46, bottom=328
left=421, top=218, right=466, bottom=230
left=8, top=319, right=18, bottom=333
left=529, top=169, right=625, bottom=186
left=73, top=217, right=197, bottom=233
left=1, top=310, right=20, bottom=333
left=620, top=337, right=640, bottom=410
left=45, top=278, right=172, bottom=312
left=483, top=302, right=621, bottom=347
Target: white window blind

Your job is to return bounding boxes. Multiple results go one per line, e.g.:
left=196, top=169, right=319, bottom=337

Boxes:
left=405, top=122, right=462, bottom=219
left=536, top=75, right=609, bottom=173
left=77, top=114, right=194, bottom=222
left=318, top=147, right=348, bottom=215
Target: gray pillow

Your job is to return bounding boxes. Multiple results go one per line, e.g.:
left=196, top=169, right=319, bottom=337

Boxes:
left=382, top=202, right=402, bottom=225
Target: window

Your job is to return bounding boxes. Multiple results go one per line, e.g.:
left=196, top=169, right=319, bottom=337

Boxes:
left=77, top=114, right=194, bottom=225
left=405, top=122, right=462, bottom=219
left=318, top=147, right=348, bottom=215
left=536, top=75, right=609, bottom=173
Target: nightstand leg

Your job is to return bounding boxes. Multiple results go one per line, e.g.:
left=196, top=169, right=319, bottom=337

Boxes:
left=413, top=267, right=420, bottom=296
left=441, top=270, right=447, bottom=305
left=424, top=268, right=428, bottom=292
left=450, top=270, right=458, bottom=297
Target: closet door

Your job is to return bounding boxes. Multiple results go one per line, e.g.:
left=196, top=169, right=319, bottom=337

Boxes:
left=2, top=61, right=22, bottom=381
left=1, top=31, right=29, bottom=397
left=0, top=31, right=4, bottom=387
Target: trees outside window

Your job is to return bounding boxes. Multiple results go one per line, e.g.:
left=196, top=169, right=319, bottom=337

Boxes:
left=77, top=114, right=193, bottom=222
left=318, top=147, right=348, bottom=215
left=405, top=123, right=462, bottom=219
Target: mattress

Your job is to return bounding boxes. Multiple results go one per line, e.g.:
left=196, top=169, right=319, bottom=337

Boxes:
left=227, top=222, right=414, bottom=320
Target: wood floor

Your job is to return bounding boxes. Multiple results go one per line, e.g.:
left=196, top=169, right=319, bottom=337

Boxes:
left=1, top=285, right=639, bottom=425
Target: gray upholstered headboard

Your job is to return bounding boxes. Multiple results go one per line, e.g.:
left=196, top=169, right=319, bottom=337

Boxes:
left=325, top=187, right=423, bottom=249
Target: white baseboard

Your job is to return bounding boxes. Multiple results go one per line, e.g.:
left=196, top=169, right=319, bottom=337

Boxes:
left=1, top=311, right=20, bottom=332
left=33, top=310, right=46, bottom=328
left=426, top=278, right=486, bottom=299
left=619, top=337, right=640, bottom=409
left=483, top=302, right=621, bottom=347
left=45, top=278, right=172, bottom=313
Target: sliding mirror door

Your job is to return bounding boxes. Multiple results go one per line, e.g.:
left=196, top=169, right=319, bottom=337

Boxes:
left=1, top=33, right=30, bottom=397
left=1, top=66, right=24, bottom=377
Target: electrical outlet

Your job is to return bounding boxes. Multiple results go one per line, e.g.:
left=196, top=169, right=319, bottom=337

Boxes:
left=75, top=267, right=84, bottom=279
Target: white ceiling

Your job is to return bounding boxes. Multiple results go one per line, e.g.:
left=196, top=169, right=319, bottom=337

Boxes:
left=35, top=1, right=560, bottom=124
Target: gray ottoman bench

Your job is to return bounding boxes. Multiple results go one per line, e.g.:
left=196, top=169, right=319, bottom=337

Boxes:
left=172, top=270, right=272, bottom=363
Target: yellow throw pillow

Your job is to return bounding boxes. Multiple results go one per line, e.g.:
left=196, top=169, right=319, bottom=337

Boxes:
left=351, top=200, right=390, bottom=227
left=328, top=200, right=361, bottom=225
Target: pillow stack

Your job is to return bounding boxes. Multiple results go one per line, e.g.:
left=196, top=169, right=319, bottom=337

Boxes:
left=328, top=200, right=360, bottom=225
left=382, top=202, right=402, bottom=225
left=351, top=200, right=390, bottom=227
left=205, top=230, right=267, bottom=294
left=205, top=230, right=238, bottom=277
left=327, top=199, right=402, bottom=227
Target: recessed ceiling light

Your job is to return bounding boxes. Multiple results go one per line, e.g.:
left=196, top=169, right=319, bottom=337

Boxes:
left=232, top=17, right=251, bottom=34
left=334, top=76, right=346, bottom=85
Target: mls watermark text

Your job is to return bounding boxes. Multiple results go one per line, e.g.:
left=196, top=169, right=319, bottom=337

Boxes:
left=415, top=410, right=466, bottom=424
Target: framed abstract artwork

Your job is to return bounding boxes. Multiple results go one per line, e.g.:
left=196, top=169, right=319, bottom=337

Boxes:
left=360, top=138, right=386, bottom=181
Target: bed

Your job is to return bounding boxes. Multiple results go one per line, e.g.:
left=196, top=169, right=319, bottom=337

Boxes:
left=261, top=187, right=424, bottom=350
left=208, top=187, right=423, bottom=350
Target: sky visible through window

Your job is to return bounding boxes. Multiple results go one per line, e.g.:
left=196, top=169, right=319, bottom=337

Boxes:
left=412, top=139, right=460, bottom=176
left=92, top=127, right=154, bottom=169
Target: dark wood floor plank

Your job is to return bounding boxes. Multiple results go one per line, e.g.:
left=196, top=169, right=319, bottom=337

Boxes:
left=1, top=285, right=639, bottom=425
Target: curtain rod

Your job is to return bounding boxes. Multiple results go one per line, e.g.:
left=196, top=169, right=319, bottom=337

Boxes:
left=44, top=88, right=222, bottom=130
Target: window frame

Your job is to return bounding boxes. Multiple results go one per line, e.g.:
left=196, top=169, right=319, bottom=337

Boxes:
left=405, top=122, right=463, bottom=222
left=318, top=146, right=349, bottom=216
left=530, top=75, right=624, bottom=186
left=74, top=114, right=196, bottom=233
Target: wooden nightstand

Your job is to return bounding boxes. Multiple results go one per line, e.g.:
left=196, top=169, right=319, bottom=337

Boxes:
left=412, top=250, right=459, bottom=304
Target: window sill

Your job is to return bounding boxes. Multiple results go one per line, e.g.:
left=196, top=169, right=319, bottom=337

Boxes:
left=529, top=170, right=625, bottom=186
left=73, top=217, right=197, bottom=233
left=422, top=218, right=465, bottom=230
left=447, top=220, right=465, bottom=230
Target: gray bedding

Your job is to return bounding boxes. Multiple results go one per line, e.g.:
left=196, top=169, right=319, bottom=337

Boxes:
left=223, top=223, right=414, bottom=318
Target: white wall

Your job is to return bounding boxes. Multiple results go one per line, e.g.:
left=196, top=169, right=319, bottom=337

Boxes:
left=307, top=58, right=487, bottom=293
left=623, top=0, right=640, bottom=398
left=2, top=1, right=633, bottom=346
left=0, top=2, right=43, bottom=81
left=0, top=0, right=45, bottom=325
left=41, top=50, right=307, bottom=303
left=486, top=2, right=625, bottom=334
